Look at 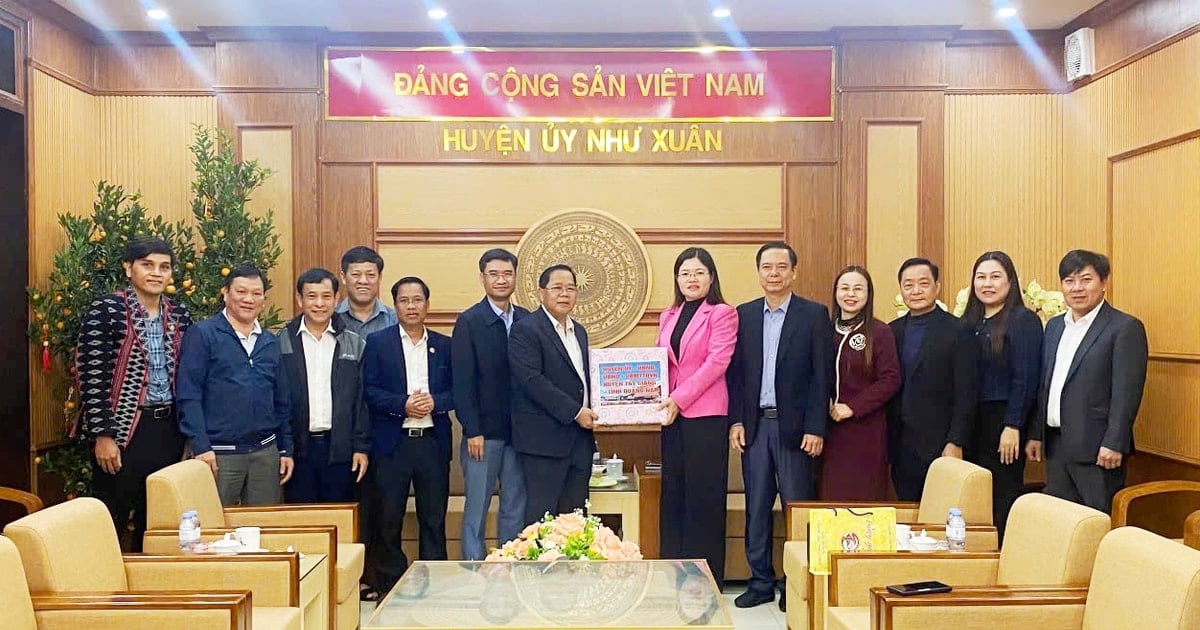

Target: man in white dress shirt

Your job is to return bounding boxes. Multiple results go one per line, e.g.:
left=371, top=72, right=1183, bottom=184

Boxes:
left=508, top=264, right=598, bottom=525
left=280, top=268, right=370, bottom=504
left=362, top=276, right=454, bottom=593
left=1027, top=250, right=1148, bottom=513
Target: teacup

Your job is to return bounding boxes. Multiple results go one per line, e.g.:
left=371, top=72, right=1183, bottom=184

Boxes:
left=895, top=524, right=912, bottom=550
left=910, top=535, right=940, bottom=552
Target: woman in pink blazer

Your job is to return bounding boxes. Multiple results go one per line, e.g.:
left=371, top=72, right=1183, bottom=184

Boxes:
left=656, top=247, right=739, bottom=588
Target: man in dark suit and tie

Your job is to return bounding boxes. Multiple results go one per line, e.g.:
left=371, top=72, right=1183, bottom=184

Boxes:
left=362, top=276, right=454, bottom=594
left=509, top=263, right=596, bottom=526
left=1026, top=250, right=1148, bottom=513
left=889, top=258, right=979, bottom=502
left=727, top=242, right=833, bottom=609
left=452, top=248, right=531, bottom=560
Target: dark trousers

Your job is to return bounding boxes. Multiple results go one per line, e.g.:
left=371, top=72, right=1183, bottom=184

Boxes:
left=971, top=401, right=1026, bottom=539
left=520, top=436, right=592, bottom=526
left=92, top=407, right=185, bottom=552
left=371, top=432, right=450, bottom=593
left=285, top=433, right=355, bottom=503
left=660, top=415, right=729, bottom=587
left=742, top=415, right=813, bottom=595
left=1044, top=427, right=1126, bottom=514
left=892, top=447, right=933, bottom=502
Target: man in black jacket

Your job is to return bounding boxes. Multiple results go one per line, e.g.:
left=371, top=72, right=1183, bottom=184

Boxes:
left=452, top=249, right=530, bottom=559
left=281, top=268, right=371, bottom=503
left=888, top=258, right=979, bottom=501
left=509, top=264, right=596, bottom=525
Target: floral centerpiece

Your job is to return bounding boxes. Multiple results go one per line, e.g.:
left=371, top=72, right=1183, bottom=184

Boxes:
left=486, top=504, right=642, bottom=562
left=895, top=280, right=1066, bottom=323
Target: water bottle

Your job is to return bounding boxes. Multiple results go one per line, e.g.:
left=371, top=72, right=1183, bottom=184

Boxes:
left=179, top=509, right=201, bottom=552
left=946, top=508, right=966, bottom=552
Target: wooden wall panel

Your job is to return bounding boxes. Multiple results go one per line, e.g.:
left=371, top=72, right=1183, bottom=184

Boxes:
left=946, top=44, right=1066, bottom=92
left=865, top=123, right=919, bottom=315
left=322, top=120, right=840, bottom=164
left=1137, top=362, right=1200, bottom=464
left=943, top=94, right=1066, bottom=289
left=94, top=45, right=216, bottom=93
left=27, top=16, right=91, bottom=86
left=841, top=41, right=946, bottom=88
left=786, top=164, right=839, bottom=303
left=241, top=128, right=296, bottom=317
left=1110, top=135, right=1200, bottom=357
left=218, top=93, right=321, bottom=288
left=319, top=164, right=374, bottom=269
left=375, top=165, right=783, bottom=230
left=1092, top=0, right=1200, bottom=71
left=840, top=92, right=944, bottom=270
left=95, top=95, right=218, bottom=224
left=215, top=41, right=321, bottom=88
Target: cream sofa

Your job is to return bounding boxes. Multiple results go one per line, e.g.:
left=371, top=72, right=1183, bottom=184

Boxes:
left=823, top=493, right=1110, bottom=630
left=4, top=497, right=300, bottom=630
left=850, top=526, right=1200, bottom=629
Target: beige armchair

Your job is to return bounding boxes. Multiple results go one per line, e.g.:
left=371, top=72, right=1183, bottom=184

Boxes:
left=143, top=459, right=364, bottom=630
left=3, top=497, right=300, bottom=630
left=783, top=457, right=996, bottom=630
left=823, top=493, right=1110, bottom=630
left=859, top=526, right=1200, bottom=629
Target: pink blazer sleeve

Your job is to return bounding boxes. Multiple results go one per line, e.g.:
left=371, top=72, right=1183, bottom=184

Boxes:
left=669, top=304, right=739, bottom=411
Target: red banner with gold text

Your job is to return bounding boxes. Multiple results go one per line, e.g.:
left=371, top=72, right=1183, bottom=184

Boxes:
left=325, top=48, right=835, bottom=121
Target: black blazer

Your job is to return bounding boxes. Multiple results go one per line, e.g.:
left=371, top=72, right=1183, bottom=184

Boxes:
left=888, top=308, right=979, bottom=463
left=362, top=327, right=454, bottom=460
left=508, top=309, right=593, bottom=458
left=1029, top=303, right=1148, bottom=462
left=279, top=316, right=371, bottom=463
left=451, top=298, right=531, bottom=442
left=727, top=295, right=834, bottom=446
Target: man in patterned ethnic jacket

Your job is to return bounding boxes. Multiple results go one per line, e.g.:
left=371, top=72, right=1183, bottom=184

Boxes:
left=75, top=238, right=192, bottom=551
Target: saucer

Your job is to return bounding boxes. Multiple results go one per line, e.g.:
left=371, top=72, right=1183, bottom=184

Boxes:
left=588, top=477, right=619, bottom=488
left=608, top=474, right=629, bottom=482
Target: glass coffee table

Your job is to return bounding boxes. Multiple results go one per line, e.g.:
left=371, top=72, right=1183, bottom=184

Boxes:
left=365, top=559, right=732, bottom=628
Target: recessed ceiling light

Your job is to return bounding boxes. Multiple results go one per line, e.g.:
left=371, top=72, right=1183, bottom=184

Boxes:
left=428, top=7, right=448, bottom=20
left=712, top=7, right=731, bottom=19
left=996, top=6, right=1018, bottom=18
left=147, top=8, right=169, bottom=21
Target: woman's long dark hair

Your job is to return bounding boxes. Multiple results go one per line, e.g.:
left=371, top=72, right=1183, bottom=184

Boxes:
left=672, top=247, right=726, bottom=307
left=830, top=265, right=875, bottom=371
left=963, top=251, right=1028, bottom=357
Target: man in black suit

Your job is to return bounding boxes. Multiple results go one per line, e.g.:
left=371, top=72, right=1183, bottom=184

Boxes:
left=727, top=242, right=833, bottom=609
left=509, top=263, right=596, bottom=526
left=362, top=277, right=454, bottom=594
left=1026, top=250, right=1148, bottom=513
left=452, top=248, right=530, bottom=560
left=888, top=258, right=979, bottom=502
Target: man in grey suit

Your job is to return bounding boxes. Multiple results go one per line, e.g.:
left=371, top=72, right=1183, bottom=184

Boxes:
left=1026, top=250, right=1148, bottom=513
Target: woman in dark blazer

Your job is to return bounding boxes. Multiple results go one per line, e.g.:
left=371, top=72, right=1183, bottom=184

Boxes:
left=655, top=247, right=738, bottom=589
left=819, top=265, right=901, bottom=500
left=962, top=251, right=1043, bottom=538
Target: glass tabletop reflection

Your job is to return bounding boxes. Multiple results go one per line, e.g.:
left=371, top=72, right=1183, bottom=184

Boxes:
left=365, top=559, right=731, bottom=628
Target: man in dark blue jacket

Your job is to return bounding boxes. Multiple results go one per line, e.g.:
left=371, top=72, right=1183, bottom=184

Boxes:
left=281, top=268, right=371, bottom=503
left=362, top=276, right=453, bottom=594
left=452, top=249, right=530, bottom=559
left=177, top=264, right=294, bottom=506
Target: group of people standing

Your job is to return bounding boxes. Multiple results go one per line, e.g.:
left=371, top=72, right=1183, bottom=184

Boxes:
left=73, top=236, right=1147, bottom=609
left=652, top=243, right=1147, bottom=611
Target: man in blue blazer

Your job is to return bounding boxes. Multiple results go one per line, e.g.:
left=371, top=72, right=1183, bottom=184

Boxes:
left=727, top=242, right=833, bottom=609
left=452, top=249, right=530, bottom=560
left=509, top=264, right=597, bottom=526
left=362, top=277, right=453, bottom=594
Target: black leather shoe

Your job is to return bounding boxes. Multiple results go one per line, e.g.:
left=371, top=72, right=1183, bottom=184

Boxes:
left=778, top=587, right=787, bottom=612
left=734, top=588, right=775, bottom=608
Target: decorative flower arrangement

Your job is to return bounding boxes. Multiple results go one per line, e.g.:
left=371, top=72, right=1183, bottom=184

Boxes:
left=895, top=280, right=1066, bottom=323
left=485, top=504, right=643, bottom=562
